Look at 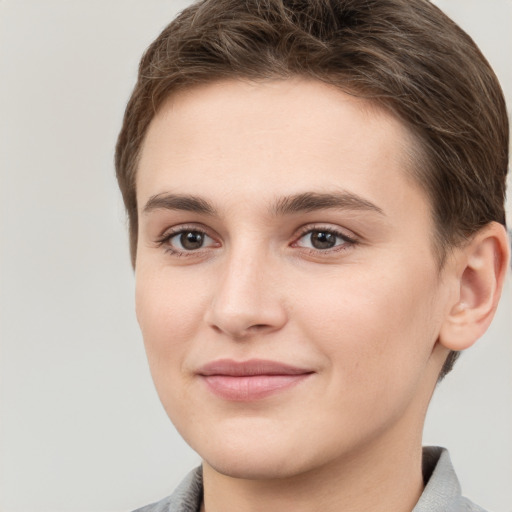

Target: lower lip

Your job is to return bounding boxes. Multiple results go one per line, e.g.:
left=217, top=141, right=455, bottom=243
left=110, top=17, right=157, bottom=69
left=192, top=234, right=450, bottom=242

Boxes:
left=201, top=374, right=312, bottom=401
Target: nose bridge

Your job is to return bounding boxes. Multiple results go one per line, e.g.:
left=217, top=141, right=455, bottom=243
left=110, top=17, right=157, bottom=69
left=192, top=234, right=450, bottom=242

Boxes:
left=206, top=241, right=287, bottom=338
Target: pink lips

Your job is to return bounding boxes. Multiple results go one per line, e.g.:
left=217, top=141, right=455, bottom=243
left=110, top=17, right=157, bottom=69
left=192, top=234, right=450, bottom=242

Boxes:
left=197, top=359, right=313, bottom=401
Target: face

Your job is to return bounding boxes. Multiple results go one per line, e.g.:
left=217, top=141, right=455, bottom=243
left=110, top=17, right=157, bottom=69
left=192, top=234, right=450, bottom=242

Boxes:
left=135, top=79, right=453, bottom=480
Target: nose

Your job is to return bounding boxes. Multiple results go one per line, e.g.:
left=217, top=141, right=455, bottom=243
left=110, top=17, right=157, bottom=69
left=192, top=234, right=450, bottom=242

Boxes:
left=204, top=247, right=288, bottom=339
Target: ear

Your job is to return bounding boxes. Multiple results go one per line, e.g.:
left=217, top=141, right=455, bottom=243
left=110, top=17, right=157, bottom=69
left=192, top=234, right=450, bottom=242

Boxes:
left=439, top=222, right=510, bottom=351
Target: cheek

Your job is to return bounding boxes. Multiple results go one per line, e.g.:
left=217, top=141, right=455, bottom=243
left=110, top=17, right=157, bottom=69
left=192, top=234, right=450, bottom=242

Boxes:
left=134, top=267, right=214, bottom=427
left=135, top=268, right=208, bottom=366
left=294, top=262, right=442, bottom=389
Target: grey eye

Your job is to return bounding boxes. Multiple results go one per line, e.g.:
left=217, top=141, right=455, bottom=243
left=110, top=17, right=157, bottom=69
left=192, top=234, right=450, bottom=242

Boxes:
left=170, top=230, right=215, bottom=251
left=296, top=229, right=353, bottom=251
left=180, top=231, right=205, bottom=250
left=309, top=231, right=337, bottom=249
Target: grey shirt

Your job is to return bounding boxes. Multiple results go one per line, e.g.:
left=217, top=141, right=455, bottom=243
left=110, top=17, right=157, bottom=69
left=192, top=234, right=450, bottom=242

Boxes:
left=133, top=446, right=487, bottom=512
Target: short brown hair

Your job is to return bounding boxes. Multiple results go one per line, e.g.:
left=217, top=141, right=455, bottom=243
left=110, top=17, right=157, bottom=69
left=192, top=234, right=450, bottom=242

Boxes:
left=115, top=0, right=509, bottom=377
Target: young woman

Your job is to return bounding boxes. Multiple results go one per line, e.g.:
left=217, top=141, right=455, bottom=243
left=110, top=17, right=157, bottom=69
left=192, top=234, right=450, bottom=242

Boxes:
left=115, top=1, right=510, bottom=511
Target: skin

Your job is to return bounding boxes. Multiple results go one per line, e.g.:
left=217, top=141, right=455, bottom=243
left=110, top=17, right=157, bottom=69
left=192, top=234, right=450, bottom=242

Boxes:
left=134, top=78, right=508, bottom=512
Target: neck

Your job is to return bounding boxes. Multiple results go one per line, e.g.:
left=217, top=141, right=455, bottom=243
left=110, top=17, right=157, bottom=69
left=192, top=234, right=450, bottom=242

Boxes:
left=202, top=430, right=425, bottom=512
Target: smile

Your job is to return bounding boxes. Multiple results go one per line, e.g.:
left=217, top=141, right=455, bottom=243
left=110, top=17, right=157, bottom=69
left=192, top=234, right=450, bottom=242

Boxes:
left=197, top=359, right=314, bottom=401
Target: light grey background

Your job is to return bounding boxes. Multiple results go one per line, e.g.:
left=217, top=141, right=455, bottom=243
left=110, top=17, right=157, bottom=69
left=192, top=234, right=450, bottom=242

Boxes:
left=0, top=1, right=510, bottom=511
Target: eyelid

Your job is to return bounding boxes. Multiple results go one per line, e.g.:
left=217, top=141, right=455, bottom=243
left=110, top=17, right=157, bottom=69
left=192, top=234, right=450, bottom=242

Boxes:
left=291, top=224, right=359, bottom=252
left=293, top=224, right=358, bottom=242
left=154, top=223, right=220, bottom=255
left=156, top=223, right=201, bottom=240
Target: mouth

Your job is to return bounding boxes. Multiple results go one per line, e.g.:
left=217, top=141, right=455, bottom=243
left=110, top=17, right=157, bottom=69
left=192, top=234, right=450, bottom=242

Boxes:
left=197, top=359, right=314, bottom=401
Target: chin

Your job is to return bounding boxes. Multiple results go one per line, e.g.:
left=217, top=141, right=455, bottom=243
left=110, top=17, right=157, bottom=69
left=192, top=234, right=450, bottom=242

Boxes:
left=207, top=458, right=288, bottom=480
left=179, top=417, right=315, bottom=480
left=203, top=447, right=309, bottom=481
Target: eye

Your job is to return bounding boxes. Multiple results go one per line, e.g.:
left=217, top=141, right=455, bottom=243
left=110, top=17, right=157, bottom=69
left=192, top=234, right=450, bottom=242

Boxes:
left=158, top=228, right=218, bottom=254
left=294, top=228, right=356, bottom=251
left=173, top=231, right=209, bottom=250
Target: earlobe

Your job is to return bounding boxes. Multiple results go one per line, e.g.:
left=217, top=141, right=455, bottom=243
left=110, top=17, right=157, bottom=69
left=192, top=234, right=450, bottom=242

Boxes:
left=439, top=222, right=510, bottom=351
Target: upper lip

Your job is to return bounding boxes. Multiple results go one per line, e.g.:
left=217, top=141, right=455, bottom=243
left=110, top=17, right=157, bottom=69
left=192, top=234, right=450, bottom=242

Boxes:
left=197, top=359, right=313, bottom=377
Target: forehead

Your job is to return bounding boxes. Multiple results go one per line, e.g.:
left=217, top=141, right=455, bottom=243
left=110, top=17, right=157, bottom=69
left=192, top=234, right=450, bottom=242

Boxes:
left=137, top=78, right=427, bottom=222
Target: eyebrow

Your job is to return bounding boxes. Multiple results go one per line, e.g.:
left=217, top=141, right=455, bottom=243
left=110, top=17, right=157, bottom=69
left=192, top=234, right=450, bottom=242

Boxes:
left=142, top=191, right=384, bottom=217
left=271, top=191, right=384, bottom=216
left=142, top=193, right=217, bottom=216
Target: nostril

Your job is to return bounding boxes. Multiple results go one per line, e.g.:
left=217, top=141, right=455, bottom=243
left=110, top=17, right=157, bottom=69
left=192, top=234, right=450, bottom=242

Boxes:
left=250, top=324, right=270, bottom=331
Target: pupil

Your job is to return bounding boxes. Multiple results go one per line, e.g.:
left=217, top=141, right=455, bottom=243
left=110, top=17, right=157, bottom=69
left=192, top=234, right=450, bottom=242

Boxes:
left=181, top=231, right=204, bottom=250
left=311, top=231, right=336, bottom=249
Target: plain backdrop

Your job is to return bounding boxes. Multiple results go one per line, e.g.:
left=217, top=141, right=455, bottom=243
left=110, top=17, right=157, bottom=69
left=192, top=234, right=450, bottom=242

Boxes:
left=0, top=1, right=511, bottom=511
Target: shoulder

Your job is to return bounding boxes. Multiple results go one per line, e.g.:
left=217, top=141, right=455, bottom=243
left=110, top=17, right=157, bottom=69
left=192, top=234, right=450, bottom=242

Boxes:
left=413, top=447, right=489, bottom=512
left=132, top=467, right=203, bottom=512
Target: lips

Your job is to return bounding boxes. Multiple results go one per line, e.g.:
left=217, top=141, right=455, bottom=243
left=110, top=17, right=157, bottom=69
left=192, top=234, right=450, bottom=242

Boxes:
left=197, top=359, right=314, bottom=401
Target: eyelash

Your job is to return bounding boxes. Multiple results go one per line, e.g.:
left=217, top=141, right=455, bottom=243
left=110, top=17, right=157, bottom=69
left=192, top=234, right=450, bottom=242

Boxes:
left=154, top=225, right=217, bottom=257
left=292, top=225, right=358, bottom=255
left=154, top=225, right=358, bottom=258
